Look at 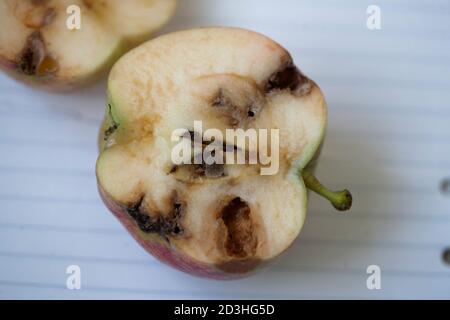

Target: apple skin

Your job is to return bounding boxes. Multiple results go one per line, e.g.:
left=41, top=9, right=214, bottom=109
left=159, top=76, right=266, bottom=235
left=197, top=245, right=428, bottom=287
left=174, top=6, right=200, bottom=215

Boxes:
left=98, top=184, right=266, bottom=280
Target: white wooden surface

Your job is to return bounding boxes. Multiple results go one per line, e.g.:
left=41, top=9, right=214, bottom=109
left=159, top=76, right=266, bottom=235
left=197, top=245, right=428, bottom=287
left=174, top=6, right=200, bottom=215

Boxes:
left=0, top=0, right=449, bottom=299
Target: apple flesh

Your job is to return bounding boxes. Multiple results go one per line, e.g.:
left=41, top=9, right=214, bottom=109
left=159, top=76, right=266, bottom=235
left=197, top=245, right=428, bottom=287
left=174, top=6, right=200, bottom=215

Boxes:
left=96, top=28, right=352, bottom=279
left=0, top=0, right=177, bottom=90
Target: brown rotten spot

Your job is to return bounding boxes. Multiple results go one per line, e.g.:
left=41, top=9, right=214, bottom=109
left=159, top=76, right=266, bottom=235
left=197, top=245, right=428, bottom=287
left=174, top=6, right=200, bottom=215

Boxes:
left=16, top=31, right=58, bottom=76
left=266, top=63, right=312, bottom=96
left=126, top=196, right=186, bottom=238
left=219, top=197, right=257, bottom=259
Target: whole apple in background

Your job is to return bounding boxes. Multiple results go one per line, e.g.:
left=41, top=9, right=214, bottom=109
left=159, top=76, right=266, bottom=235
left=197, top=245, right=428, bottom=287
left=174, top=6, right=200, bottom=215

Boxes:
left=0, top=0, right=177, bottom=90
left=96, top=28, right=352, bottom=279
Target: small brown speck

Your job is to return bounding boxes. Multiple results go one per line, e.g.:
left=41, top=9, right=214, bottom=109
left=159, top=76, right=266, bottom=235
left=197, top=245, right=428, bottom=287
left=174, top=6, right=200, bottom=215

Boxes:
left=442, top=248, right=450, bottom=266
left=440, top=178, right=450, bottom=195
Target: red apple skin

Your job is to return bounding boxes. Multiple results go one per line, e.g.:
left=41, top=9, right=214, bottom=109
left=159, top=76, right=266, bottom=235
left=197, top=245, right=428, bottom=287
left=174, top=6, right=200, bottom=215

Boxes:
left=98, top=184, right=265, bottom=280
left=0, top=56, right=15, bottom=70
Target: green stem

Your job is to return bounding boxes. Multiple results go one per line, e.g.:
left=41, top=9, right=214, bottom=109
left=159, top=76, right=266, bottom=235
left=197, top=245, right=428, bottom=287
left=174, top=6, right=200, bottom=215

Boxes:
left=301, top=170, right=352, bottom=211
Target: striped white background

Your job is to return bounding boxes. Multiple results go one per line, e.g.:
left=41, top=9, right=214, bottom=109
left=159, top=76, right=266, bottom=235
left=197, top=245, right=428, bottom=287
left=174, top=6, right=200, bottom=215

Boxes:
left=0, top=0, right=449, bottom=299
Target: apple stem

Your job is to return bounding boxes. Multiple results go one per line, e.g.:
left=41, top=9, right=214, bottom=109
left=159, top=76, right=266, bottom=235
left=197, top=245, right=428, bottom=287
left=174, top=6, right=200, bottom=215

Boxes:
left=301, top=170, right=352, bottom=211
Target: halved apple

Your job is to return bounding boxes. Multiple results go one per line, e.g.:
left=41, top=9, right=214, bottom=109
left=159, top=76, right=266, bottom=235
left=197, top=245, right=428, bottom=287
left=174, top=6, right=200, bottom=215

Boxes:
left=96, top=28, right=352, bottom=279
left=0, top=0, right=177, bottom=90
